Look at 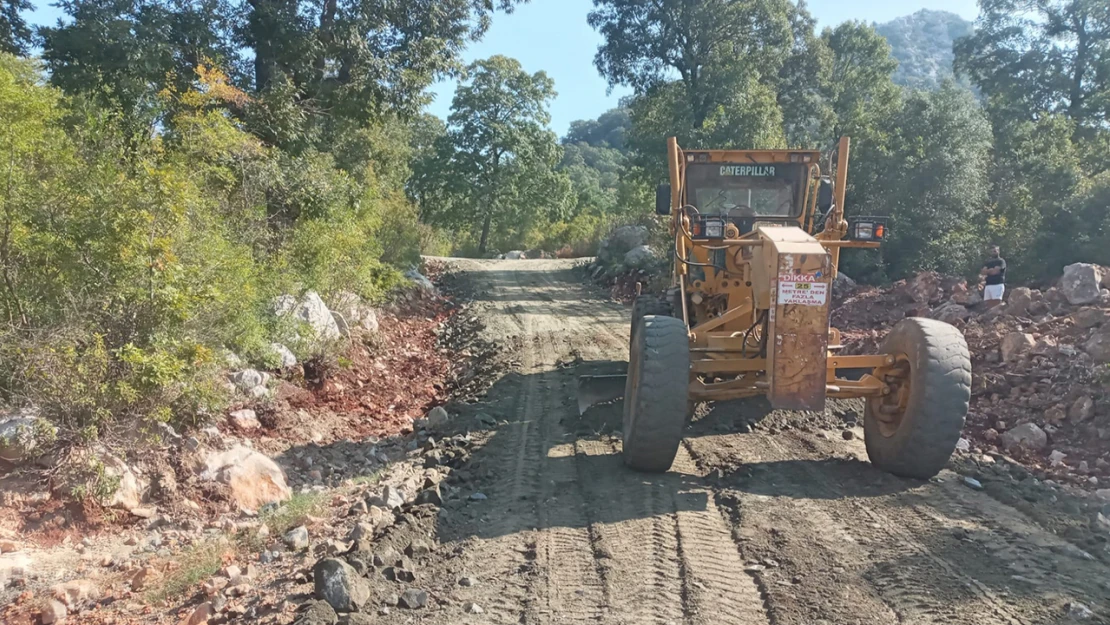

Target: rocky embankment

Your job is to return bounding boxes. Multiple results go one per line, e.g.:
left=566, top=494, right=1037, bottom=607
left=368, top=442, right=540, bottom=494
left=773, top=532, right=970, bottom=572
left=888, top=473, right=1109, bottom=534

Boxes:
left=834, top=262, right=1110, bottom=497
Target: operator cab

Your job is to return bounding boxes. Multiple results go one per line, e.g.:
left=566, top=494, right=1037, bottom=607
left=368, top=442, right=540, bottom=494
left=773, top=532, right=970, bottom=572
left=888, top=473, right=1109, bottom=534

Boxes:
left=656, top=161, right=811, bottom=237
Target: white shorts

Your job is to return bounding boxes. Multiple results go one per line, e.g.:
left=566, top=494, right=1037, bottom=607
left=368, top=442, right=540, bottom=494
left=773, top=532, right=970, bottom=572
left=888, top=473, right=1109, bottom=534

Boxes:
left=984, top=284, right=1005, bottom=301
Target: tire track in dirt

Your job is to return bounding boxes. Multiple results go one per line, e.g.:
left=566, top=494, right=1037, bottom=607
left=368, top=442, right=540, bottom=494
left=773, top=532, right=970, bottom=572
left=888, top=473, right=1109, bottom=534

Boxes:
left=529, top=328, right=610, bottom=624
left=438, top=260, right=1110, bottom=625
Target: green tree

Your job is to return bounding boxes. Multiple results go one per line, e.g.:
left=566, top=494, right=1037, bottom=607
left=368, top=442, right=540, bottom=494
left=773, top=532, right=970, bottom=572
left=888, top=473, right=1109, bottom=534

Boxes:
left=822, top=21, right=901, bottom=142
left=1, top=0, right=31, bottom=55
left=955, top=0, right=1110, bottom=132
left=415, top=56, right=570, bottom=254
left=38, top=0, right=238, bottom=137
left=589, top=0, right=794, bottom=129
left=40, top=0, right=529, bottom=149
left=843, top=84, right=993, bottom=280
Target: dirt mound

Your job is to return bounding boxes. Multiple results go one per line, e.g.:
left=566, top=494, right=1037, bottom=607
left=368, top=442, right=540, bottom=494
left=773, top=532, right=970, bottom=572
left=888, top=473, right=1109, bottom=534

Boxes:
left=834, top=270, right=1110, bottom=490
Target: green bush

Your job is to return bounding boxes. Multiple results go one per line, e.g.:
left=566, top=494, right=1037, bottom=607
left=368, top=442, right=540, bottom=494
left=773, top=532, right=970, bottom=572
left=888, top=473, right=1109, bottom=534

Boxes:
left=0, top=56, right=421, bottom=441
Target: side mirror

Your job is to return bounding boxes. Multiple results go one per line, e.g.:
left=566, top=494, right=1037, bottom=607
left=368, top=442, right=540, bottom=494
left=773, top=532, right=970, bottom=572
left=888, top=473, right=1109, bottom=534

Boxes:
left=655, top=184, right=672, bottom=216
left=817, top=179, right=834, bottom=213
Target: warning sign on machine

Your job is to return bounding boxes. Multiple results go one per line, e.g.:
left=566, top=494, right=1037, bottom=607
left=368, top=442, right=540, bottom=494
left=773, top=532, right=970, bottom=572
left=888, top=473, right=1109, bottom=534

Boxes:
left=777, top=273, right=828, bottom=306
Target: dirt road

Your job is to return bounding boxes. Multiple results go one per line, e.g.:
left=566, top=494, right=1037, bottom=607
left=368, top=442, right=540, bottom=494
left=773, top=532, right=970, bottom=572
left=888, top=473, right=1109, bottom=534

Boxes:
left=398, top=259, right=1110, bottom=625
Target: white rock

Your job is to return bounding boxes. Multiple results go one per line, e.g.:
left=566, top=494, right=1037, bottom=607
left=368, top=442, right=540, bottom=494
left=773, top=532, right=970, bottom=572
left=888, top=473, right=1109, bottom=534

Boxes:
left=231, top=369, right=269, bottom=392
left=0, top=410, right=54, bottom=463
left=99, top=452, right=146, bottom=510
left=199, top=445, right=291, bottom=513
left=598, top=225, right=648, bottom=265
left=504, top=250, right=527, bottom=260
left=283, top=525, right=309, bottom=550
left=228, top=409, right=260, bottom=431
left=329, top=291, right=380, bottom=336
left=269, top=343, right=297, bottom=368
left=623, top=244, right=658, bottom=269
left=273, top=291, right=341, bottom=341
left=1060, top=263, right=1102, bottom=305
left=0, top=552, right=32, bottom=585
left=1049, top=450, right=1067, bottom=467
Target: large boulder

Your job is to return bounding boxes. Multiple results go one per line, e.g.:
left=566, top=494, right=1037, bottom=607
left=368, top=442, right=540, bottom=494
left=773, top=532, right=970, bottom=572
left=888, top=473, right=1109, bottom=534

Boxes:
left=1084, top=327, right=1110, bottom=363
left=1061, top=263, right=1102, bottom=305
left=0, top=410, right=54, bottom=463
left=199, top=445, right=291, bottom=513
left=270, top=343, right=298, bottom=369
left=1000, top=332, right=1035, bottom=362
left=930, top=302, right=970, bottom=325
left=949, top=281, right=982, bottom=306
left=503, top=250, right=527, bottom=260
left=1072, top=307, right=1107, bottom=329
left=597, top=225, right=648, bottom=266
left=832, top=272, right=858, bottom=298
left=314, top=558, right=370, bottom=612
left=1006, top=287, right=1034, bottom=317
left=274, top=291, right=342, bottom=341
left=329, top=292, right=380, bottom=336
left=100, top=452, right=147, bottom=510
left=623, top=245, right=658, bottom=269
left=1001, top=423, right=1048, bottom=452
left=905, top=271, right=943, bottom=305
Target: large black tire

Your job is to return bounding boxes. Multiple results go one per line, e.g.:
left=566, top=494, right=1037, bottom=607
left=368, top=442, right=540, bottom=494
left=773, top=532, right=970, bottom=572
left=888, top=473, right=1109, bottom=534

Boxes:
left=864, top=317, right=971, bottom=479
left=630, top=295, right=673, bottom=341
left=623, top=315, right=690, bottom=472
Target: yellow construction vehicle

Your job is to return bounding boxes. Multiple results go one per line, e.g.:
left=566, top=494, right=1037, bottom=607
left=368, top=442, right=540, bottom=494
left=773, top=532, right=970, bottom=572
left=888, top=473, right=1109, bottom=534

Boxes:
left=579, top=137, right=971, bottom=478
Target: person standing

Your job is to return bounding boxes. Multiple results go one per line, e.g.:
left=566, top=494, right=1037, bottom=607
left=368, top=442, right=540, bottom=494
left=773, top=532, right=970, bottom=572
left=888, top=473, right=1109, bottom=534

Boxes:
left=981, top=245, right=1006, bottom=304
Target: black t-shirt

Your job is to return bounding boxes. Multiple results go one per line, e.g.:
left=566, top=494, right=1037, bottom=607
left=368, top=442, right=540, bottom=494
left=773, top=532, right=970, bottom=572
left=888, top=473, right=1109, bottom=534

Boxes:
left=984, top=257, right=1006, bottom=285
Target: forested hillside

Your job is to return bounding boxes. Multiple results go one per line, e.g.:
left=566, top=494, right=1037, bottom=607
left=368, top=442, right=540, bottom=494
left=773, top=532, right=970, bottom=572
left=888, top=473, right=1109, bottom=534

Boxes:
left=0, top=0, right=1109, bottom=467
left=876, top=9, right=974, bottom=89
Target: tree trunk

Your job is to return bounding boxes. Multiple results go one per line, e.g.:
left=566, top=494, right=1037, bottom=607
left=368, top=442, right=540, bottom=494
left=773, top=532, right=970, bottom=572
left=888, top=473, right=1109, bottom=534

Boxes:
left=478, top=212, right=493, bottom=255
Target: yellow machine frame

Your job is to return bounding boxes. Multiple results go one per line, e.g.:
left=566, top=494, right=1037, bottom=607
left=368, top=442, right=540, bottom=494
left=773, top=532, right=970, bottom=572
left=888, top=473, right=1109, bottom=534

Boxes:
left=665, top=137, right=894, bottom=408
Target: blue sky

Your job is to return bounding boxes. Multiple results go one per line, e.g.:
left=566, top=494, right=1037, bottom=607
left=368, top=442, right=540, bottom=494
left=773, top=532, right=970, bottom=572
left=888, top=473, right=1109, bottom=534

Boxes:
left=29, top=0, right=980, bottom=137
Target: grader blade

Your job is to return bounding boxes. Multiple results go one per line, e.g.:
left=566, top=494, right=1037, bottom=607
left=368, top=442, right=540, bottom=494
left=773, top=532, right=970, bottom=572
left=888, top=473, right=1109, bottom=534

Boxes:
left=576, top=374, right=627, bottom=415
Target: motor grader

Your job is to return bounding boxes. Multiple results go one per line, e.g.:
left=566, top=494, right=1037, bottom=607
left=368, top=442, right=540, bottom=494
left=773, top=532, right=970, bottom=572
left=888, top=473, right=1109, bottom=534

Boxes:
left=579, top=137, right=971, bottom=479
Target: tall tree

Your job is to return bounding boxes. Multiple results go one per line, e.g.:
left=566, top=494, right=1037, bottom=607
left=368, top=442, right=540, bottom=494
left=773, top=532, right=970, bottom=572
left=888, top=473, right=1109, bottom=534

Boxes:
left=40, top=0, right=529, bottom=148
left=39, top=0, right=238, bottom=136
left=821, top=21, right=901, bottom=142
left=1, top=0, right=31, bottom=55
left=955, top=0, right=1110, bottom=130
left=588, top=0, right=795, bottom=129
left=414, top=56, right=569, bottom=254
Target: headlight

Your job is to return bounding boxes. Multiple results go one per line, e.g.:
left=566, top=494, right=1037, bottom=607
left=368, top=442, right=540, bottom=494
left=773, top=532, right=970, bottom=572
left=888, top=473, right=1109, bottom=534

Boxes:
left=704, top=219, right=723, bottom=238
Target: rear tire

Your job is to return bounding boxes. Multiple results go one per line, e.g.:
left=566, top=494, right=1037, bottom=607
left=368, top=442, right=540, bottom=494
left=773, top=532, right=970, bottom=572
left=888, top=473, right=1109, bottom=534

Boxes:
left=864, top=318, right=971, bottom=479
left=623, top=316, right=690, bottom=472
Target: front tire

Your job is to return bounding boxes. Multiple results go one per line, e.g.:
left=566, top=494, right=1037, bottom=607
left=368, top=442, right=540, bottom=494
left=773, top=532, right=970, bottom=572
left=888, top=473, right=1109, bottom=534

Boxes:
left=864, top=318, right=971, bottom=479
left=623, top=316, right=690, bottom=472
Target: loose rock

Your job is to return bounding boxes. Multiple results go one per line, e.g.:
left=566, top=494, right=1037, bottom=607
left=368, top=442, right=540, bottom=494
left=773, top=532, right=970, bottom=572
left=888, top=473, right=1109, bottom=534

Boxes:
left=1000, top=423, right=1048, bottom=452
left=1060, top=263, right=1102, bottom=305
left=200, top=445, right=291, bottom=513
left=398, top=588, right=428, bottom=610
left=1000, top=332, right=1035, bottom=362
left=314, top=558, right=371, bottom=612
left=285, top=525, right=310, bottom=550
left=294, top=600, right=338, bottom=625
left=40, top=600, right=67, bottom=625
left=228, top=409, right=261, bottom=431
